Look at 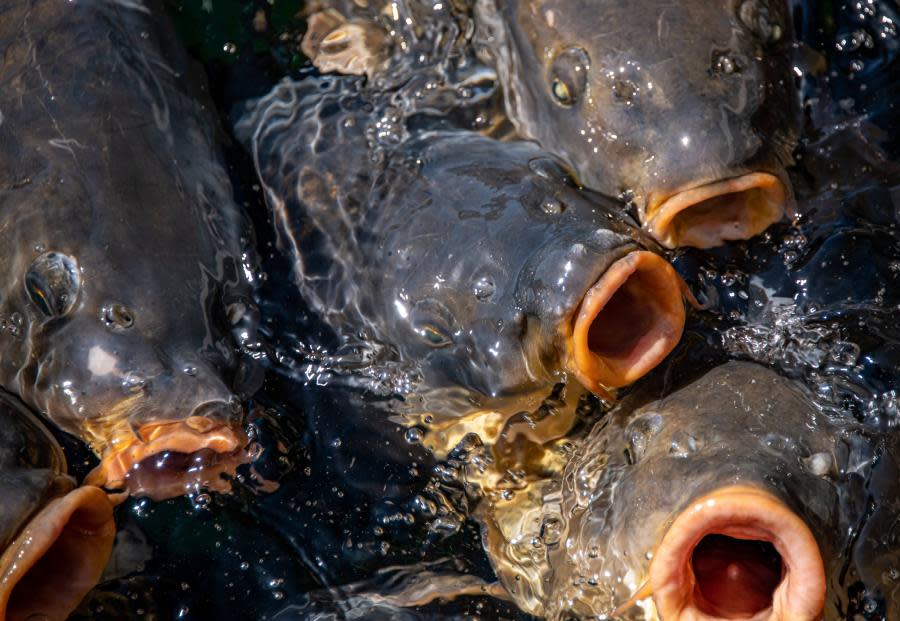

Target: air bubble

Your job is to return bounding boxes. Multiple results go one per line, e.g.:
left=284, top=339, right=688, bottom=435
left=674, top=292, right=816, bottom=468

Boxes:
left=472, top=276, right=496, bottom=300
left=405, top=427, right=424, bottom=443
left=541, top=197, right=564, bottom=214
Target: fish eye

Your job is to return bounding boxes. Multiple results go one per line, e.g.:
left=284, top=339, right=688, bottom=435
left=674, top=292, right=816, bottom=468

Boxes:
left=25, top=251, right=80, bottom=318
left=409, top=298, right=457, bottom=348
left=101, top=303, right=135, bottom=329
left=416, top=324, right=453, bottom=348
left=551, top=78, right=573, bottom=105
left=548, top=46, right=590, bottom=107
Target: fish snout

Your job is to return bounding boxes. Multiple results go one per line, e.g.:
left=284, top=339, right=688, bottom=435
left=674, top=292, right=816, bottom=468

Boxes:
left=567, top=251, right=686, bottom=396
left=649, top=486, right=825, bottom=621
left=643, top=173, right=790, bottom=249
left=86, top=395, right=250, bottom=500
left=0, top=485, right=118, bottom=621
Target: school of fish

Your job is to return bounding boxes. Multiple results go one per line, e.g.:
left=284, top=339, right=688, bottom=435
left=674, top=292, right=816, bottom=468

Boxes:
left=0, top=0, right=898, bottom=619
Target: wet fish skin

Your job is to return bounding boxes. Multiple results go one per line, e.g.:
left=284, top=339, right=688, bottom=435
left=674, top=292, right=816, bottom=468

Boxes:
left=0, top=0, right=259, bottom=493
left=475, top=0, right=800, bottom=245
left=0, top=390, right=117, bottom=621
left=241, top=77, right=660, bottom=399
left=486, top=361, right=880, bottom=618
left=0, top=391, right=70, bottom=554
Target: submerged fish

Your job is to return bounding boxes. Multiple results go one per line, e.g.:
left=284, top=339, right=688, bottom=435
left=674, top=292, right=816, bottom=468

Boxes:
left=0, top=392, right=116, bottom=621
left=0, top=0, right=261, bottom=499
left=480, top=361, right=891, bottom=619
left=475, top=0, right=801, bottom=248
left=241, top=77, right=688, bottom=401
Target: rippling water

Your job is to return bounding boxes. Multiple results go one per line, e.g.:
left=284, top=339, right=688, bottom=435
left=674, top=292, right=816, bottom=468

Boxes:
left=69, top=0, right=900, bottom=618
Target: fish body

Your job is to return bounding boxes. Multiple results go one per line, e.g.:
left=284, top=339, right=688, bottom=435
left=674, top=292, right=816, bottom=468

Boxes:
left=241, top=76, right=687, bottom=402
left=0, top=0, right=260, bottom=498
left=0, top=391, right=116, bottom=621
left=481, top=361, right=889, bottom=619
left=474, top=0, right=801, bottom=247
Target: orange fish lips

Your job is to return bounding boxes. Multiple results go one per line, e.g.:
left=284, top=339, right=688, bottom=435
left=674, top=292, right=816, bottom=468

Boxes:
left=644, top=173, right=789, bottom=249
left=568, top=251, right=687, bottom=396
left=86, top=417, right=251, bottom=501
left=649, top=486, right=826, bottom=621
left=0, top=485, right=117, bottom=621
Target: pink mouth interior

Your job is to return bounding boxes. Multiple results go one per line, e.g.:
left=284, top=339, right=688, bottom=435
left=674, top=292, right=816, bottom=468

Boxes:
left=691, top=534, right=784, bottom=618
left=586, top=278, right=655, bottom=358
left=570, top=251, right=686, bottom=394
left=649, top=486, right=826, bottom=621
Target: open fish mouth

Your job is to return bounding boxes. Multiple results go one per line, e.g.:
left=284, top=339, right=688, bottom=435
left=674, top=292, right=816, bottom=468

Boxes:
left=568, top=251, right=686, bottom=396
left=649, top=486, right=825, bottom=621
left=86, top=416, right=250, bottom=501
left=0, top=486, right=117, bottom=621
left=644, top=173, right=787, bottom=249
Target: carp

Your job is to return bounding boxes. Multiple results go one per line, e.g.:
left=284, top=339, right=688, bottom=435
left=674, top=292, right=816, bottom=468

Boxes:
left=0, top=0, right=261, bottom=499
left=240, top=77, right=689, bottom=401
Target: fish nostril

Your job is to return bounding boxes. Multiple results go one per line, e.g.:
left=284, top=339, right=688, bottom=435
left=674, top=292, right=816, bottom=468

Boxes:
left=122, top=373, right=148, bottom=394
left=101, top=303, right=135, bottom=329
left=711, top=50, right=743, bottom=76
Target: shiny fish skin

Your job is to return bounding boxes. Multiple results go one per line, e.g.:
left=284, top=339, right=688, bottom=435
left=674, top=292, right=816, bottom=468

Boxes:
left=0, top=0, right=260, bottom=498
left=0, top=391, right=116, bottom=621
left=475, top=0, right=801, bottom=247
left=0, top=393, right=69, bottom=554
left=482, top=361, right=890, bottom=619
left=240, top=76, right=687, bottom=400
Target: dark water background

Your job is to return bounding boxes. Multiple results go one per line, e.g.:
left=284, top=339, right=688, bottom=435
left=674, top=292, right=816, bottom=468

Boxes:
left=67, top=0, right=900, bottom=618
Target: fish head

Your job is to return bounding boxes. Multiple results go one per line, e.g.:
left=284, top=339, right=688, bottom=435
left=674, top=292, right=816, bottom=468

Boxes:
left=480, top=0, right=800, bottom=248
left=18, top=250, right=253, bottom=500
left=372, top=134, right=686, bottom=398
left=535, top=361, right=868, bottom=620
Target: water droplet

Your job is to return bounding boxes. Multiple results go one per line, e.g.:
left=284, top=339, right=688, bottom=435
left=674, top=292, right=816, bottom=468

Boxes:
left=472, top=276, right=496, bottom=300
left=405, top=427, right=424, bottom=443
left=541, top=197, right=563, bottom=214
left=192, top=493, right=212, bottom=510
left=668, top=431, right=701, bottom=457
